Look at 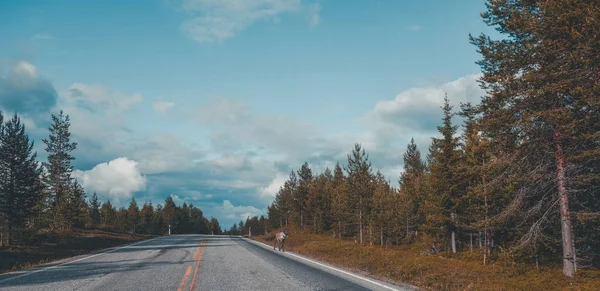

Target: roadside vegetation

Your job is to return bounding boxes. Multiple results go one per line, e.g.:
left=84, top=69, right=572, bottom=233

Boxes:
left=0, top=110, right=223, bottom=271
left=253, top=226, right=600, bottom=290
left=230, top=1, right=600, bottom=289
left=0, top=228, right=153, bottom=273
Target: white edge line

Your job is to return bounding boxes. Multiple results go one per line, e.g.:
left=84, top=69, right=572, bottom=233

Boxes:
left=0, top=236, right=162, bottom=284
left=243, top=238, right=404, bottom=291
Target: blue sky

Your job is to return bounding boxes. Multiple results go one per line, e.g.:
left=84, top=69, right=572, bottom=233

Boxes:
left=0, top=0, right=496, bottom=228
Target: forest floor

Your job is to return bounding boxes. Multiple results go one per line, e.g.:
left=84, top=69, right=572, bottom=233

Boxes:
left=252, top=226, right=600, bottom=291
left=0, top=228, right=155, bottom=274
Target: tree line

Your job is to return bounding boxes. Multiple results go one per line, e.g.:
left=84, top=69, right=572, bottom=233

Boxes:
left=266, top=0, right=598, bottom=278
left=0, top=110, right=222, bottom=246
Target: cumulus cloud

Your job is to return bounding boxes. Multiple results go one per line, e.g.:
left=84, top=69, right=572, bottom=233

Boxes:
left=62, top=83, right=143, bottom=114
left=364, top=73, right=484, bottom=145
left=259, top=173, right=287, bottom=199
left=153, top=99, right=175, bottom=115
left=195, top=97, right=318, bottom=161
left=222, top=200, right=264, bottom=220
left=74, top=157, right=146, bottom=202
left=0, top=60, right=58, bottom=114
left=175, top=0, right=319, bottom=43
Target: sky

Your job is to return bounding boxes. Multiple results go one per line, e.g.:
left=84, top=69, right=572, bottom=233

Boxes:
left=0, top=0, right=498, bottom=228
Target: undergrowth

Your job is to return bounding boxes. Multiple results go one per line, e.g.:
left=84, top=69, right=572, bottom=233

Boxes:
left=254, top=226, right=600, bottom=291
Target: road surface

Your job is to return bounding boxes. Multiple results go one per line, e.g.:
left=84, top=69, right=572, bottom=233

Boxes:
left=0, top=235, right=413, bottom=291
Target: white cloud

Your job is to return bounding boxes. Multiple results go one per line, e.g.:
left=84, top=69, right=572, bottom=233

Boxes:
left=176, top=0, right=318, bottom=43
left=63, top=83, right=143, bottom=114
left=364, top=73, right=484, bottom=145
left=259, top=173, right=287, bottom=199
left=74, top=157, right=146, bottom=202
left=153, top=99, right=175, bottom=115
left=308, top=3, right=320, bottom=27
left=222, top=200, right=263, bottom=220
left=13, top=61, right=38, bottom=79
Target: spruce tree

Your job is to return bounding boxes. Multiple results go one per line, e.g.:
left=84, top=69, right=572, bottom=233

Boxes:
left=345, top=143, right=374, bottom=244
left=331, top=162, right=348, bottom=238
left=42, top=110, right=77, bottom=230
left=0, top=113, right=43, bottom=245
left=398, top=138, right=427, bottom=240
left=127, top=198, right=140, bottom=233
left=296, top=162, right=313, bottom=227
left=426, top=95, right=462, bottom=252
left=100, top=200, right=116, bottom=230
left=88, top=192, right=101, bottom=228
left=69, top=180, right=88, bottom=228
left=140, top=201, right=155, bottom=234
left=470, top=0, right=599, bottom=276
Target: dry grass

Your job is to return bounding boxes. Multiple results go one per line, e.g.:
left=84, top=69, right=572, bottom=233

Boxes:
left=254, top=226, right=600, bottom=291
left=0, top=228, right=155, bottom=274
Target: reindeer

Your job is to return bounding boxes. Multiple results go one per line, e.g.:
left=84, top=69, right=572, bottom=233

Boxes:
left=273, top=229, right=289, bottom=252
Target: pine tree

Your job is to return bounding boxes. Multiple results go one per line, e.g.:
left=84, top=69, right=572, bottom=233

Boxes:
left=0, top=113, right=43, bottom=245
left=100, top=200, right=116, bottom=230
left=296, top=162, right=313, bottom=227
left=68, top=180, right=88, bottom=228
left=331, top=162, right=348, bottom=238
left=0, top=111, right=4, bottom=245
left=470, top=0, right=599, bottom=276
left=42, top=110, right=77, bottom=230
left=372, top=170, right=393, bottom=246
left=426, top=95, right=462, bottom=252
left=140, top=201, right=155, bottom=234
left=345, top=143, right=374, bottom=244
left=398, top=138, right=427, bottom=240
left=126, top=198, right=140, bottom=233
left=88, top=192, right=101, bottom=228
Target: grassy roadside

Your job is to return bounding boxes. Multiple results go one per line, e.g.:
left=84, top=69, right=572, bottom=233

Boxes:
left=252, top=226, right=600, bottom=291
left=0, top=229, right=156, bottom=274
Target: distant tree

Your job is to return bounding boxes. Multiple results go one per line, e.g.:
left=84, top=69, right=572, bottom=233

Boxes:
left=68, top=180, right=88, bottom=228
left=295, top=162, right=313, bottom=227
left=398, top=138, right=427, bottom=241
left=140, top=201, right=155, bottom=234
left=345, top=143, right=374, bottom=244
left=0, top=113, right=43, bottom=245
left=100, top=200, right=116, bottom=230
left=126, top=198, right=140, bottom=233
left=42, top=110, right=77, bottom=230
left=330, top=162, right=348, bottom=238
left=425, top=95, right=462, bottom=252
left=88, top=192, right=101, bottom=228
left=209, top=217, right=222, bottom=235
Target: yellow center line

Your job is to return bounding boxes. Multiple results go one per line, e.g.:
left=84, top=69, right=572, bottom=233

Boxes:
left=189, top=240, right=206, bottom=291
left=177, top=266, right=192, bottom=291
left=192, top=245, right=201, bottom=260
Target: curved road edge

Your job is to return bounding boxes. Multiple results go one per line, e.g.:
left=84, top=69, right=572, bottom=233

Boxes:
left=241, top=237, right=419, bottom=291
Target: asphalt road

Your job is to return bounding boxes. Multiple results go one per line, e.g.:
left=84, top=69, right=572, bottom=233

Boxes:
left=0, top=235, right=413, bottom=291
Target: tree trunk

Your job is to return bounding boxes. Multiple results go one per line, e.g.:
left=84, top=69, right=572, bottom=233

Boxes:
left=406, top=216, right=409, bottom=239
left=380, top=227, right=383, bottom=247
left=451, top=212, right=456, bottom=253
left=359, top=209, right=363, bottom=244
left=554, top=133, right=576, bottom=277
left=470, top=232, right=473, bottom=253
left=483, top=155, right=489, bottom=265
